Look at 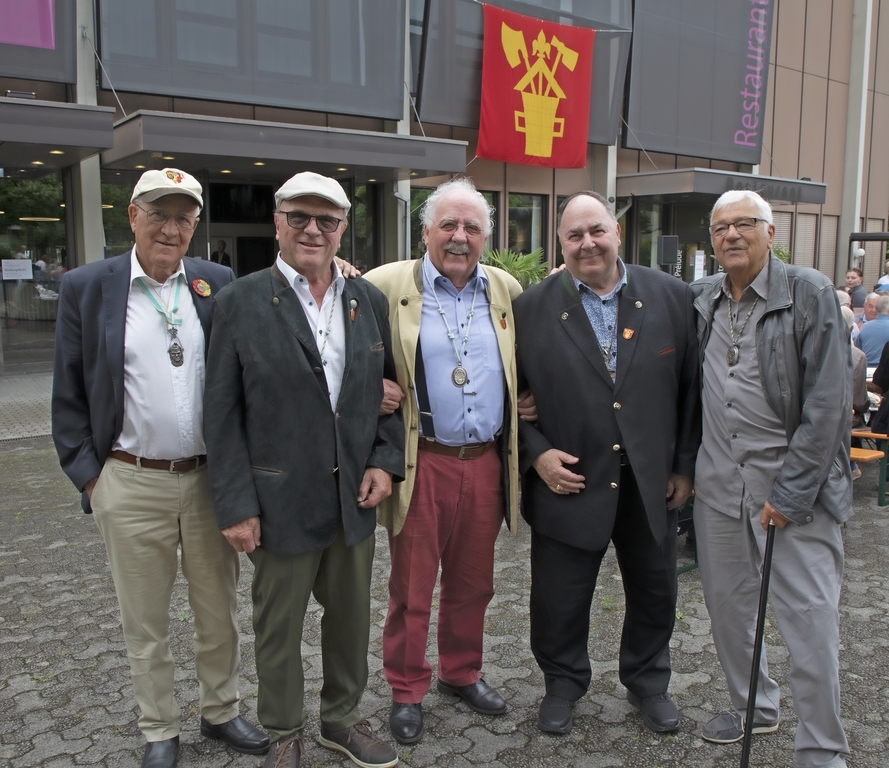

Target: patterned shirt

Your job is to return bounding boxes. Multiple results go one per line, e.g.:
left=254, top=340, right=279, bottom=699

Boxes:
left=572, top=259, right=628, bottom=381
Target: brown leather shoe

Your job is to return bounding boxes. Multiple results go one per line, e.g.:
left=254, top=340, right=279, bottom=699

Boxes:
left=318, top=720, right=398, bottom=767
left=262, top=733, right=304, bottom=768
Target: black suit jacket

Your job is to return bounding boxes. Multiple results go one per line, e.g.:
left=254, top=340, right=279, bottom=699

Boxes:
left=514, top=266, right=701, bottom=551
left=51, top=251, right=235, bottom=513
left=203, top=265, right=405, bottom=556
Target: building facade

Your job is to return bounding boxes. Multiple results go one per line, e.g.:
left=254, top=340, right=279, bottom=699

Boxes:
left=1, top=0, right=886, bottom=368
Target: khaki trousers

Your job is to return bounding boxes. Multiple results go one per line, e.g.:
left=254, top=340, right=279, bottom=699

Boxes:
left=91, top=457, right=241, bottom=740
left=248, top=526, right=374, bottom=742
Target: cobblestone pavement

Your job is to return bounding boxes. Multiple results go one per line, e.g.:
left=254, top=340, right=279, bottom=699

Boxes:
left=0, top=370, right=52, bottom=440
left=1, top=432, right=887, bottom=767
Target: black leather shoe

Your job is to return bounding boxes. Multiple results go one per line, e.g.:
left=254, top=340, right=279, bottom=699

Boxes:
left=627, top=692, right=680, bottom=733
left=389, top=702, right=424, bottom=744
left=200, top=715, right=270, bottom=754
left=537, top=694, right=575, bottom=734
left=437, top=678, right=507, bottom=714
left=141, top=736, right=178, bottom=768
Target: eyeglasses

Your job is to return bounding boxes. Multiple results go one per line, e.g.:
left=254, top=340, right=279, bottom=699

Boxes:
left=133, top=203, right=199, bottom=231
left=277, top=209, right=344, bottom=233
left=709, top=217, right=767, bottom=238
left=436, top=219, right=484, bottom=237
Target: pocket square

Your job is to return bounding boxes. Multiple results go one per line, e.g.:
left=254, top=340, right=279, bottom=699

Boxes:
left=657, top=346, right=675, bottom=356
left=371, top=341, right=385, bottom=351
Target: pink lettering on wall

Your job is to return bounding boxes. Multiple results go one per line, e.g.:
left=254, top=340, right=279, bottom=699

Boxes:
left=734, top=0, right=771, bottom=149
left=0, top=0, right=56, bottom=50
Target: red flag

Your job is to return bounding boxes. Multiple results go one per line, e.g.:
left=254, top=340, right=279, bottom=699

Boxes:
left=477, top=5, right=594, bottom=169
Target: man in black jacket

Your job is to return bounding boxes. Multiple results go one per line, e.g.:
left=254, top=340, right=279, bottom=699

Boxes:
left=204, top=172, right=404, bottom=768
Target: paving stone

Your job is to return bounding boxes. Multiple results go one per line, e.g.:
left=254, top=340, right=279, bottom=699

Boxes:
left=1, top=386, right=888, bottom=766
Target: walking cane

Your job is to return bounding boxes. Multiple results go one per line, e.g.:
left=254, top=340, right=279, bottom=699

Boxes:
left=739, top=519, right=777, bottom=768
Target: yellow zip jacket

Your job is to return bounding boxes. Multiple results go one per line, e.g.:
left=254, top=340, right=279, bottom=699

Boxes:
left=364, top=258, right=522, bottom=535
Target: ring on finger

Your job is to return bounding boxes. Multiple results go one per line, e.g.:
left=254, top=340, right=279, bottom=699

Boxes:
left=556, top=483, right=562, bottom=491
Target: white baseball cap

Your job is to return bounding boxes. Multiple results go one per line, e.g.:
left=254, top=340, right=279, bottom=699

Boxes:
left=131, top=168, right=203, bottom=208
left=275, top=171, right=351, bottom=211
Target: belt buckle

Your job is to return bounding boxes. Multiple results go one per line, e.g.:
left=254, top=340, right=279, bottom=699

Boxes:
left=457, top=445, right=468, bottom=460
left=168, top=459, right=179, bottom=473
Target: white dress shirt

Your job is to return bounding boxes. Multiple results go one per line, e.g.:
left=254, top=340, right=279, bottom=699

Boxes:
left=275, top=255, right=346, bottom=411
left=113, top=250, right=206, bottom=459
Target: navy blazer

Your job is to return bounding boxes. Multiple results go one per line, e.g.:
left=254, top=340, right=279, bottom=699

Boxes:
left=51, top=250, right=235, bottom=512
left=514, top=265, right=701, bottom=551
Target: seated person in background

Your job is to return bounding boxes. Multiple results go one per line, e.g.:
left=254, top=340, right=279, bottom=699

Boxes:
left=842, top=306, right=869, bottom=480
left=837, top=291, right=858, bottom=344
left=856, top=294, right=889, bottom=365
left=854, top=292, right=879, bottom=328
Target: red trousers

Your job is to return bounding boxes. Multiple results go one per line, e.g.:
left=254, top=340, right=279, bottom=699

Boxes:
left=383, top=446, right=504, bottom=703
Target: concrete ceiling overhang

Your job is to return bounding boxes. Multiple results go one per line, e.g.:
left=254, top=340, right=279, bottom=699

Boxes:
left=0, top=98, right=116, bottom=170
left=617, top=168, right=827, bottom=206
left=101, top=111, right=468, bottom=185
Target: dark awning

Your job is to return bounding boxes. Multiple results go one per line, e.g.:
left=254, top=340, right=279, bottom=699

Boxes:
left=101, top=110, right=468, bottom=184
left=617, top=168, right=827, bottom=206
left=0, top=98, right=116, bottom=169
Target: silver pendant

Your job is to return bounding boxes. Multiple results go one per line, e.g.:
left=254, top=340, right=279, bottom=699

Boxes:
left=727, top=345, right=740, bottom=367
left=452, top=366, right=468, bottom=386
left=168, top=327, right=184, bottom=367
left=168, top=340, right=184, bottom=367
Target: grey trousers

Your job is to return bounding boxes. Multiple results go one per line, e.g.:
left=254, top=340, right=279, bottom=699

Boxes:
left=694, top=497, right=850, bottom=768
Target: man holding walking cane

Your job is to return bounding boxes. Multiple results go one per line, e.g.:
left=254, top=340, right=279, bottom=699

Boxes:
left=691, top=190, right=851, bottom=768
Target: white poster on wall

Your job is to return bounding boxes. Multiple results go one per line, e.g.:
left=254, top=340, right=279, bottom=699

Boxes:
left=2, top=260, right=34, bottom=280
left=694, top=250, right=706, bottom=282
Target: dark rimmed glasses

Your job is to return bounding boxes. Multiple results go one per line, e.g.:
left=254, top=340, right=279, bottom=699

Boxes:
left=709, top=217, right=767, bottom=238
left=277, top=209, right=345, bottom=234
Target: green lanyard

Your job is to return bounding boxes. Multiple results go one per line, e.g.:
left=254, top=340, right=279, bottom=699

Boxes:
left=135, top=276, right=185, bottom=366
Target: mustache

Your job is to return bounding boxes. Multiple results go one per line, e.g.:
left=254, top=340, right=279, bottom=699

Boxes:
left=444, top=243, right=470, bottom=255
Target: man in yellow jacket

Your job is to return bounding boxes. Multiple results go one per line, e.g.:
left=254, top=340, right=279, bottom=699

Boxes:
left=364, top=177, right=522, bottom=745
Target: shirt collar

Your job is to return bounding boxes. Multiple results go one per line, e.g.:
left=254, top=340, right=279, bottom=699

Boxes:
left=275, top=254, right=345, bottom=295
left=130, top=247, right=186, bottom=286
left=572, top=257, right=627, bottom=301
left=422, top=253, right=488, bottom=291
left=719, top=256, right=770, bottom=302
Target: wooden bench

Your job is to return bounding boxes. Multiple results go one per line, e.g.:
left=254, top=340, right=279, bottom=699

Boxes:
left=851, top=430, right=888, bottom=506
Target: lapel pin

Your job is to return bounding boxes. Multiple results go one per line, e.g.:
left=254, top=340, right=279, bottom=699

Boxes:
left=191, top=279, right=211, bottom=297
left=500, top=311, right=507, bottom=330
left=635, top=301, right=642, bottom=308
left=350, top=298, right=358, bottom=322
left=561, top=312, right=569, bottom=320
left=622, top=328, right=634, bottom=340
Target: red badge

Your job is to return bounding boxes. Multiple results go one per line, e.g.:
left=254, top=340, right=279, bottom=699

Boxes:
left=622, top=328, right=634, bottom=340
left=166, top=170, right=183, bottom=184
left=192, top=279, right=211, bottom=297
left=500, top=317, right=508, bottom=329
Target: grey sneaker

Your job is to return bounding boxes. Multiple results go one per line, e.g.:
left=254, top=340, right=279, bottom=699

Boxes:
left=262, top=733, right=304, bottom=768
left=701, top=710, right=779, bottom=744
left=318, top=720, right=398, bottom=768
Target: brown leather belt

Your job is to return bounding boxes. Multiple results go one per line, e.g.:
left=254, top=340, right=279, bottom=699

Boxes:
left=108, top=450, right=207, bottom=473
left=417, top=439, right=496, bottom=460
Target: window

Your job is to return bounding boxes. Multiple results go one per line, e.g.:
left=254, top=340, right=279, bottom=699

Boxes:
left=507, top=194, right=546, bottom=255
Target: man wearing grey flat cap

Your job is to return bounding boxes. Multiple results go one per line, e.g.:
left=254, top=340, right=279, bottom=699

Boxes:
left=52, top=169, right=268, bottom=768
left=204, top=171, right=405, bottom=768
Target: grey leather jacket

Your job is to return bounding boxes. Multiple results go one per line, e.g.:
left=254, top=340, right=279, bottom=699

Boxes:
left=691, top=254, right=853, bottom=525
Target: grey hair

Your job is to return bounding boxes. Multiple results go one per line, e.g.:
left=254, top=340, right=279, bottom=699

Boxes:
left=865, top=292, right=881, bottom=303
left=840, top=306, right=855, bottom=330
left=421, top=177, right=494, bottom=237
left=710, top=190, right=773, bottom=224
left=877, top=294, right=889, bottom=315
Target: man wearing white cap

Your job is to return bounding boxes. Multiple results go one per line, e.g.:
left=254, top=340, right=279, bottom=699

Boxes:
left=52, top=169, right=268, bottom=767
left=204, top=171, right=404, bottom=768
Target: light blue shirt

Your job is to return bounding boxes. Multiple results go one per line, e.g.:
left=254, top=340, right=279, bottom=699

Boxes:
left=418, top=255, right=504, bottom=446
left=856, top=313, right=889, bottom=365
left=572, top=259, right=628, bottom=381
